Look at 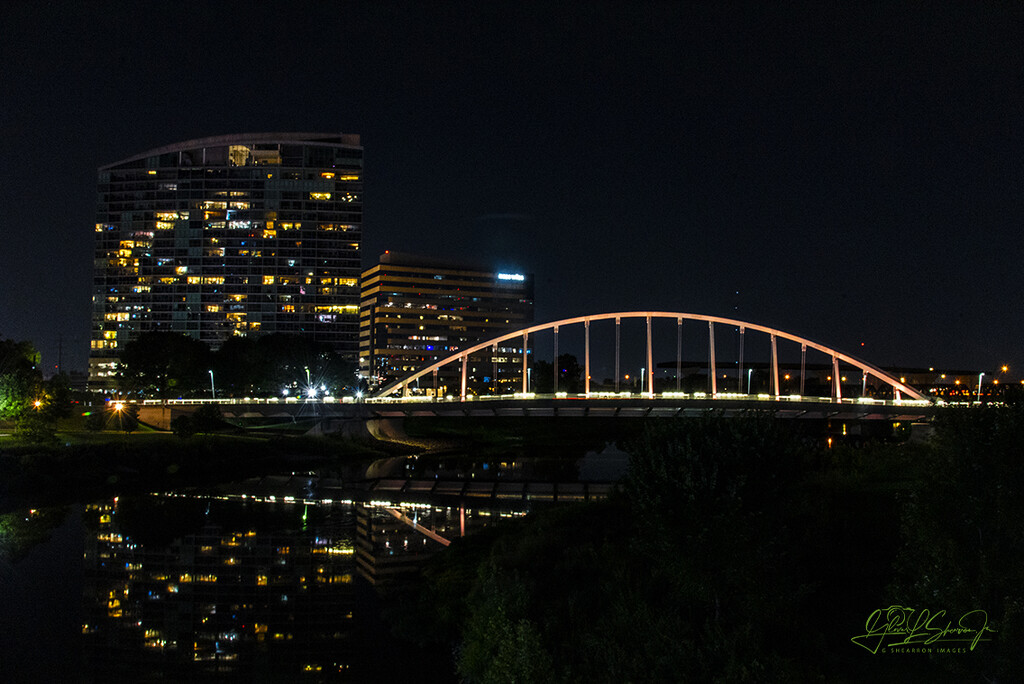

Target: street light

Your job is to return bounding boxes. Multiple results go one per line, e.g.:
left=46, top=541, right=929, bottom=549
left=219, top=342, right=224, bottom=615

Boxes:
left=747, top=368, right=753, bottom=394
left=208, top=369, right=216, bottom=400
left=977, top=372, right=985, bottom=404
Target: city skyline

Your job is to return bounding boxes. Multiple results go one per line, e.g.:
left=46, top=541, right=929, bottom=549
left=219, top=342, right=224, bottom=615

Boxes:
left=2, top=3, right=1021, bottom=376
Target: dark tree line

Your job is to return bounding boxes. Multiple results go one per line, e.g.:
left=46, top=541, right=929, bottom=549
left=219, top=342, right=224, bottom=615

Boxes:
left=118, top=332, right=357, bottom=400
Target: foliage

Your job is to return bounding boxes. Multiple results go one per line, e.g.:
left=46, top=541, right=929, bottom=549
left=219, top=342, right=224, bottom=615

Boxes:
left=401, top=415, right=969, bottom=681
left=532, top=354, right=583, bottom=394
left=170, top=414, right=197, bottom=439
left=458, top=561, right=556, bottom=683
left=39, top=372, right=75, bottom=421
left=170, top=404, right=225, bottom=439
left=191, top=404, right=225, bottom=432
left=15, top=409, right=58, bottom=445
left=119, top=331, right=211, bottom=399
left=0, top=338, right=42, bottom=419
left=0, top=507, right=69, bottom=562
left=117, top=331, right=357, bottom=399
left=240, top=333, right=356, bottom=397
left=83, top=410, right=106, bottom=432
left=892, top=406, right=1024, bottom=680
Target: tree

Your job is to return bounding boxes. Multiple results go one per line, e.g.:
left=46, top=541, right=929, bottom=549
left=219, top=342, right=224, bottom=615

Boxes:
left=0, top=338, right=42, bottom=419
left=15, top=407, right=57, bottom=444
left=119, top=332, right=211, bottom=399
left=892, top=406, right=1024, bottom=680
left=170, top=414, right=197, bottom=439
left=40, top=372, right=74, bottom=421
left=247, top=334, right=356, bottom=396
left=532, top=354, right=582, bottom=394
left=210, top=335, right=260, bottom=397
left=191, top=404, right=225, bottom=433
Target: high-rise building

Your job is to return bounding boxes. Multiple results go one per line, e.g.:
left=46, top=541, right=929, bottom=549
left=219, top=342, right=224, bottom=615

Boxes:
left=90, top=133, right=363, bottom=392
left=359, top=252, right=534, bottom=395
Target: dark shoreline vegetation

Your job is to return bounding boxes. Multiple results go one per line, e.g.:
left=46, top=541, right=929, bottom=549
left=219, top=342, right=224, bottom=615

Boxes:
left=2, top=408, right=1023, bottom=682
left=390, top=409, right=1023, bottom=683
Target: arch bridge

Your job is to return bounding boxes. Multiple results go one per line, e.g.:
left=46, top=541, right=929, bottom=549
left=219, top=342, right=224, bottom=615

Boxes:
left=375, top=311, right=929, bottom=404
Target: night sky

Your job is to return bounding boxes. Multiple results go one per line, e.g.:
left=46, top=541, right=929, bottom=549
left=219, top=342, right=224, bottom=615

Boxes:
left=1, top=3, right=1021, bottom=376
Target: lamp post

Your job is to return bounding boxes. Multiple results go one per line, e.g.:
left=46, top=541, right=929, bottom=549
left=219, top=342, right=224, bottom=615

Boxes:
left=208, top=370, right=216, bottom=400
left=747, top=368, right=753, bottom=394
left=976, top=372, right=985, bottom=404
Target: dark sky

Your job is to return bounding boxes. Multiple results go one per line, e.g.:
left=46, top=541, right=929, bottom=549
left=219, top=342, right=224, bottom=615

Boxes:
left=1, top=2, right=1021, bottom=376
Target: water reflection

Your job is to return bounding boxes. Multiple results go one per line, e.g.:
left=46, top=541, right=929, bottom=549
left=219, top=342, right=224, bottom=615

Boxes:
left=79, top=488, right=532, bottom=681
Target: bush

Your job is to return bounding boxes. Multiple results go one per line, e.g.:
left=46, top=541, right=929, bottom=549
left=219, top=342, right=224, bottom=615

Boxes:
left=191, top=404, right=224, bottom=433
left=170, top=415, right=197, bottom=439
left=15, top=410, right=57, bottom=445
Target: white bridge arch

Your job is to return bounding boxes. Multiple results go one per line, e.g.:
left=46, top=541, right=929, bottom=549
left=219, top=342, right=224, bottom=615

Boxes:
left=375, top=311, right=929, bottom=402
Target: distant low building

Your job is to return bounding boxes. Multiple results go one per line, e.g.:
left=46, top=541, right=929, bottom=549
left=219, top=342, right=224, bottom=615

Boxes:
left=359, top=252, right=534, bottom=394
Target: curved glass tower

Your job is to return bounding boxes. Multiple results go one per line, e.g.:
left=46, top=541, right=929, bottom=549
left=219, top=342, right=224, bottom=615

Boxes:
left=89, top=133, right=362, bottom=392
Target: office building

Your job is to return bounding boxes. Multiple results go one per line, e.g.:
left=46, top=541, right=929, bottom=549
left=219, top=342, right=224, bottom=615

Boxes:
left=359, top=252, right=534, bottom=394
left=89, top=133, right=363, bottom=391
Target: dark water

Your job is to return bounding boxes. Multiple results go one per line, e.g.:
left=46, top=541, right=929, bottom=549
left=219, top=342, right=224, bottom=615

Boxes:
left=0, top=486, right=536, bottom=683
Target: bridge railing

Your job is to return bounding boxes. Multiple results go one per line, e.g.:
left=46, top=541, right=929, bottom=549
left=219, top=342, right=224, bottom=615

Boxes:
left=361, top=392, right=935, bottom=408
left=138, top=396, right=359, bottom=406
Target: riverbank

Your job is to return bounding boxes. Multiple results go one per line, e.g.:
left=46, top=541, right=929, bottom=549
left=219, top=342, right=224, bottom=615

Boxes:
left=0, top=428, right=397, bottom=514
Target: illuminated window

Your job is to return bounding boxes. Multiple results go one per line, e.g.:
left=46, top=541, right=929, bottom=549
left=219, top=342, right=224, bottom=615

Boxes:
left=263, top=275, right=275, bottom=285
left=309, top=192, right=332, bottom=200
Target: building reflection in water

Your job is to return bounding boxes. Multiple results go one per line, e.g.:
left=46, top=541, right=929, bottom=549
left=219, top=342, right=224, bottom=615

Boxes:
left=80, top=490, right=530, bottom=681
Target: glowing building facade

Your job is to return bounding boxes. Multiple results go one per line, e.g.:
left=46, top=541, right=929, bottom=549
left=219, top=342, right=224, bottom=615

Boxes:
left=90, top=133, right=362, bottom=391
left=359, top=253, right=534, bottom=394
